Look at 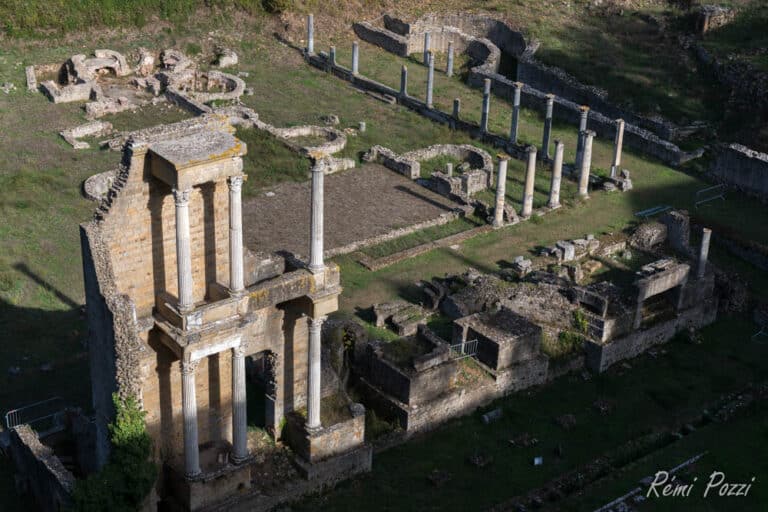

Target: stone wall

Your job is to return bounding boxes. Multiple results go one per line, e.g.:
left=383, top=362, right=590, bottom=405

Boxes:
left=709, top=143, right=768, bottom=202
left=9, top=425, right=75, bottom=512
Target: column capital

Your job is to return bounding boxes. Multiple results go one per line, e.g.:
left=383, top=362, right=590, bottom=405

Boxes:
left=180, top=359, right=200, bottom=376
left=173, top=188, right=191, bottom=206
left=232, top=344, right=246, bottom=358
left=228, top=175, right=244, bottom=192
left=308, top=315, right=327, bottom=330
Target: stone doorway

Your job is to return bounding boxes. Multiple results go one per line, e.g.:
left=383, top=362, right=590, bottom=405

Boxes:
left=246, top=351, right=277, bottom=434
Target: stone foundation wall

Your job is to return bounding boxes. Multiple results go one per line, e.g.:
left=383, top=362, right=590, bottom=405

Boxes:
left=709, top=143, right=768, bottom=202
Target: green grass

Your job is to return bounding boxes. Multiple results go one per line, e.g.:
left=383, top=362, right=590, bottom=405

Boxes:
left=701, top=3, right=768, bottom=72
left=361, top=215, right=483, bottom=259
left=418, top=154, right=465, bottom=179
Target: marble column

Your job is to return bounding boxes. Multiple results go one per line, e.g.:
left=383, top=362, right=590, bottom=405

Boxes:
left=329, top=46, right=336, bottom=67
left=228, top=176, right=244, bottom=295
left=306, top=14, right=314, bottom=55
left=231, top=346, right=247, bottom=463
left=542, top=94, right=554, bottom=160
left=492, top=157, right=509, bottom=228
left=610, top=118, right=625, bottom=178
left=453, top=98, right=461, bottom=119
left=307, top=316, right=325, bottom=430
left=181, top=359, right=201, bottom=477
left=510, top=82, right=522, bottom=143
left=173, top=188, right=194, bottom=312
left=522, top=146, right=537, bottom=218
left=400, top=65, right=408, bottom=97
left=548, top=140, right=564, bottom=209
left=575, top=105, right=590, bottom=167
left=426, top=52, right=435, bottom=108
left=578, top=130, right=595, bottom=198
left=446, top=42, right=454, bottom=77
left=446, top=162, right=453, bottom=177
left=698, top=228, right=712, bottom=278
left=423, top=32, right=431, bottom=65
left=480, top=79, right=491, bottom=133
left=309, top=163, right=325, bottom=273
left=351, top=41, right=359, bottom=75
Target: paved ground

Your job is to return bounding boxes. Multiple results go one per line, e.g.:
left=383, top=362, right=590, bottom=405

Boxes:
left=242, top=164, right=458, bottom=256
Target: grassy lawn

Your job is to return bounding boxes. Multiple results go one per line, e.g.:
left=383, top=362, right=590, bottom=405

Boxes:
left=360, top=215, right=483, bottom=259
left=293, top=317, right=768, bottom=511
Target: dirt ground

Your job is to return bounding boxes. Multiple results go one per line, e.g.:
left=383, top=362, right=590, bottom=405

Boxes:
left=242, top=163, right=458, bottom=256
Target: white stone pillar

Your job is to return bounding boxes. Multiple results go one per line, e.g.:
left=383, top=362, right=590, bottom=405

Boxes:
left=181, top=360, right=201, bottom=477
left=231, top=346, right=248, bottom=463
left=698, top=228, right=712, bottom=278
left=329, top=46, right=336, bottom=67
left=426, top=52, right=435, bottom=108
left=423, top=32, right=431, bottom=65
left=522, top=146, right=537, bottom=218
left=510, top=82, right=522, bottom=143
left=575, top=106, right=590, bottom=167
left=578, top=130, right=595, bottom=199
left=480, top=79, right=491, bottom=133
left=309, top=163, right=325, bottom=273
left=400, top=65, right=408, bottom=97
left=542, top=94, right=554, bottom=160
left=492, top=157, right=509, bottom=228
left=174, top=188, right=194, bottom=312
left=611, top=118, right=625, bottom=178
left=548, top=140, right=564, bottom=209
left=306, top=14, right=314, bottom=54
left=307, top=316, right=325, bottom=430
left=446, top=42, right=454, bottom=77
left=228, top=176, right=244, bottom=295
left=351, top=41, right=359, bottom=75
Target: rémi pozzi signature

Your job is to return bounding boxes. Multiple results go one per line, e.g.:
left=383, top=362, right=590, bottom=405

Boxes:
left=647, top=471, right=756, bottom=498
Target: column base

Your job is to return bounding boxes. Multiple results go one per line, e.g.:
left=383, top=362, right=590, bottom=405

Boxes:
left=547, top=203, right=562, bottom=211
left=229, top=453, right=250, bottom=465
left=308, top=263, right=325, bottom=275
left=185, top=469, right=202, bottom=480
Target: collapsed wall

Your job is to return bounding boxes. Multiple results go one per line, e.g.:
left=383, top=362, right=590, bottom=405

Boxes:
left=709, top=143, right=768, bottom=202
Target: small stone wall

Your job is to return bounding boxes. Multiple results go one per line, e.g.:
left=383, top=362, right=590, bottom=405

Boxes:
left=709, top=143, right=768, bottom=202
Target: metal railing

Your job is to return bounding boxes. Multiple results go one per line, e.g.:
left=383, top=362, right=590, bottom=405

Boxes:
left=695, top=184, right=726, bottom=208
left=634, top=205, right=671, bottom=218
left=4, top=396, right=64, bottom=431
left=449, top=339, right=478, bottom=360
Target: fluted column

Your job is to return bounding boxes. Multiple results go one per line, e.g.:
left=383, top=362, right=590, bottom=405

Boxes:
left=510, top=82, right=522, bottom=143
left=351, top=41, right=359, bottom=75
left=309, top=163, right=325, bottom=273
left=426, top=52, right=435, bottom=108
left=307, top=316, right=325, bottom=430
left=611, top=118, right=625, bottom=177
left=446, top=42, right=454, bottom=77
left=480, top=79, right=491, bottom=133
left=306, top=14, right=314, bottom=54
left=400, top=65, right=408, bottom=97
left=174, top=188, right=194, bottom=312
left=231, top=346, right=248, bottom=463
left=548, top=140, right=564, bottom=209
left=542, top=94, right=554, bottom=160
left=423, top=32, right=431, bottom=65
left=575, top=105, right=590, bottom=167
left=181, top=360, right=201, bottom=477
left=228, top=176, right=244, bottom=295
left=492, top=156, right=509, bottom=228
left=698, top=228, right=712, bottom=278
left=522, top=146, right=537, bottom=218
left=578, top=130, right=595, bottom=198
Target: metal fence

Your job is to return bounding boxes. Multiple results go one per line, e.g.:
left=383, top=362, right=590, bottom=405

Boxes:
left=449, top=339, right=478, bottom=360
left=695, top=184, right=726, bottom=208
left=4, top=396, right=64, bottom=431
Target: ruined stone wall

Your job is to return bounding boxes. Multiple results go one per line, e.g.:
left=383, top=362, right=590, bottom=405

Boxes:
left=297, top=412, right=365, bottom=463
left=709, top=143, right=768, bottom=202
left=494, top=355, right=549, bottom=392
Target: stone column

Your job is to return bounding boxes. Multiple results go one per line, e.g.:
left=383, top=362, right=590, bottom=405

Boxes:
left=173, top=188, right=194, bottom=312
left=231, top=346, right=248, bottom=463
left=542, top=94, right=554, bottom=160
left=351, top=41, right=359, bottom=75
left=309, top=163, right=325, bottom=273
left=453, top=98, right=461, bottom=119
left=426, top=52, right=435, bottom=108
left=698, top=228, right=712, bottom=278
left=228, top=176, right=244, bottom=295
left=492, top=156, right=509, bottom=228
left=510, top=82, right=522, bottom=143
left=400, top=65, right=408, bottom=97
left=610, top=118, right=625, bottom=178
left=423, top=32, right=431, bottom=65
left=329, top=46, right=336, bottom=67
left=307, top=316, right=325, bottom=430
left=306, top=14, right=314, bottom=54
left=480, top=79, right=491, bottom=133
left=446, top=162, right=453, bottom=177
left=446, top=42, right=454, bottom=77
left=181, top=360, right=201, bottom=477
left=548, top=140, right=564, bottom=209
left=575, top=105, right=589, bottom=167
left=522, top=146, right=537, bottom=218
left=578, top=130, right=595, bottom=198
